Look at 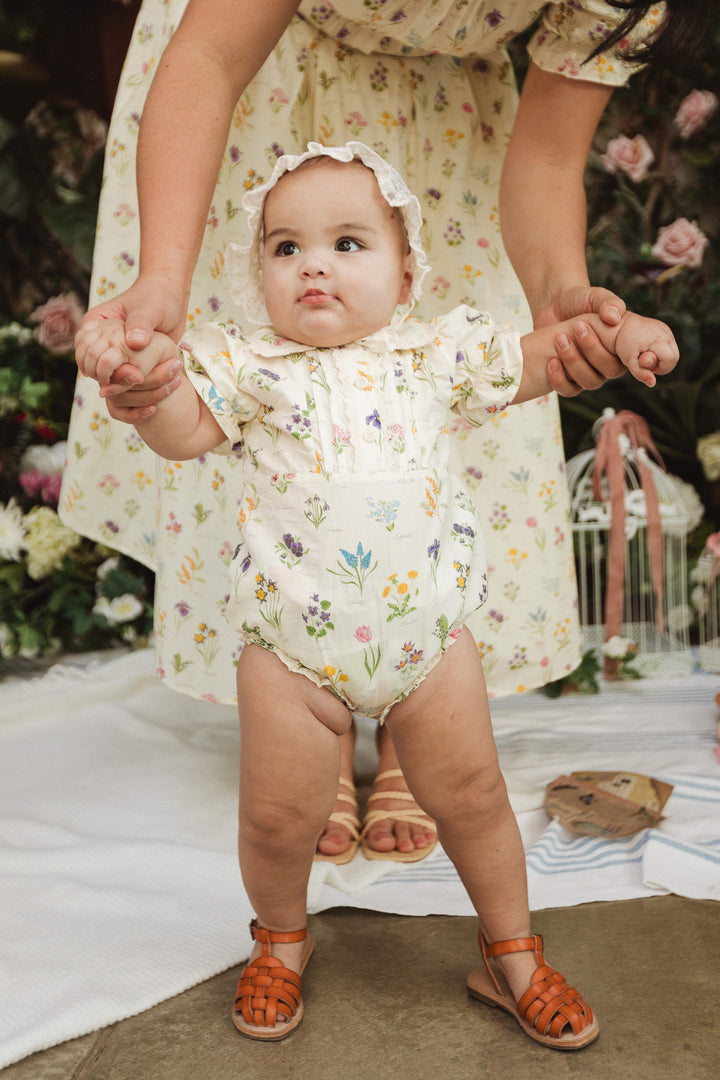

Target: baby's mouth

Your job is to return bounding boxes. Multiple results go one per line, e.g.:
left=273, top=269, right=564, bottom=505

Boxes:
left=299, top=289, right=334, bottom=304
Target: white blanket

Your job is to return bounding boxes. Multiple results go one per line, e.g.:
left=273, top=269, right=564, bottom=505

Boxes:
left=1, top=650, right=718, bottom=1068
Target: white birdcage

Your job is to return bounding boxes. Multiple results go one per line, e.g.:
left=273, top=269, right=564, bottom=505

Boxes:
left=566, top=409, right=695, bottom=677
left=695, top=539, right=720, bottom=673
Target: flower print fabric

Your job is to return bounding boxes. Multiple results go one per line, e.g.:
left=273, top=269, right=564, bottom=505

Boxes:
left=182, top=308, right=521, bottom=717
left=61, top=0, right=663, bottom=703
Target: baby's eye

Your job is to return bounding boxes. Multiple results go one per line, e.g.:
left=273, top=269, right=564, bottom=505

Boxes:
left=336, top=237, right=362, bottom=253
left=274, top=240, right=300, bottom=257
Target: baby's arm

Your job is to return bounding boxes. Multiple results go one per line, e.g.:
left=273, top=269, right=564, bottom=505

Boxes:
left=514, top=311, right=678, bottom=404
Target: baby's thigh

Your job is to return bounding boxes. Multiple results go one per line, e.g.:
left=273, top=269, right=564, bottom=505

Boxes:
left=236, top=643, right=353, bottom=738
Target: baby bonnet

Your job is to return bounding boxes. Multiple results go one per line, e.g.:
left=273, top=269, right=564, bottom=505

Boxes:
left=225, top=141, right=429, bottom=325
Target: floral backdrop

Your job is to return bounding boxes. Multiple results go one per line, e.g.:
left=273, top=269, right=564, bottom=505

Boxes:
left=0, top=2, right=718, bottom=676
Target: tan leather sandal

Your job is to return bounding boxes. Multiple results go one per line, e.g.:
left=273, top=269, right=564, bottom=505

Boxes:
left=360, top=768, right=438, bottom=863
left=466, top=934, right=599, bottom=1050
left=314, top=776, right=361, bottom=864
left=232, top=920, right=315, bottom=1040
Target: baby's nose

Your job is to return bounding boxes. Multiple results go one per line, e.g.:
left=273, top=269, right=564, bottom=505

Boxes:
left=301, top=254, right=328, bottom=277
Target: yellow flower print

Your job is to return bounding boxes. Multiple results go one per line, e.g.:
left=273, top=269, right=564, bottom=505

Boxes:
left=506, top=547, right=528, bottom=569
left=442, top=129, right=465, bottom=148
left=382, top=571, right=419, bottom=621
left=323, top=665, right=350, bottom=689
left=177, top=548, right=205, bottom=586
left=194, top=622, right=220, bottom=668
left=553, top=617, right=573, bottom=650
left=423, top=474, right=440, bottom=518
left=132, top=470, right=153, bottom=491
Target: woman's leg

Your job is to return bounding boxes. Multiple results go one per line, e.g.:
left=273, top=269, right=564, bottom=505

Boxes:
left=384, top=627, right=536, bottom=1000
left=237, top=643, right=352, bottom=977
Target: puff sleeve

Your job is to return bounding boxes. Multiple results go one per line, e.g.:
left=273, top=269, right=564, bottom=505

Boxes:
left=432, top=305, right=523, bottom=426
left=181, top=322, right=262, bottom=453
left=528, top=0, right=665, bottom=86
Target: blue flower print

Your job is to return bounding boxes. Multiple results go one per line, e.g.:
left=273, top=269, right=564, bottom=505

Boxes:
left=365, top=409, right=381, bottom=429
left=367, top=497, right=400, bottom=532
left=328, top=541, right=378, bottom=595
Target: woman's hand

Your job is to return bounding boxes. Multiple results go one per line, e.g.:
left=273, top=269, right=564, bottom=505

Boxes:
left=539, top=285, right=629, bottom=396
left=76, top=272, right=189, bottom=419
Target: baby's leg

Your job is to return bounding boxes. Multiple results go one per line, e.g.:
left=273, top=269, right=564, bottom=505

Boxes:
left=385, top=628, right=535, bottom=1000
left=236, top=643, right=353, bottom=975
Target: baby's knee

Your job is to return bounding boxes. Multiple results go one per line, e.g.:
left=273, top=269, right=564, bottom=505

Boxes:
left=430, top=762, right=509, bottom=825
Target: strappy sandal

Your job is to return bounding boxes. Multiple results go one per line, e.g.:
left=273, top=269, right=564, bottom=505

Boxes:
left=466, top=934, right=598, bottom=1050
left=360, top=768, right=438, bottom=863
left=314, top=776, right=361, bottom=864
left=232, top=920, right=315, bottom=1040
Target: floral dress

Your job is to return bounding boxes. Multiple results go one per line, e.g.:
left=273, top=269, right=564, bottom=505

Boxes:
left=181, top=308, right=522, bottom=718
left=61, top=0, right=662, bottom=703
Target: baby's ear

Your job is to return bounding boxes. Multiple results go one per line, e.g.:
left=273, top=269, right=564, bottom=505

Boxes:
left=398, top=255, right=414, bottom=306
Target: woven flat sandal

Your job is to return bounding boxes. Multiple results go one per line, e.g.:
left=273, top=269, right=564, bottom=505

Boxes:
left=466, top=934, right=599, bottom=1050
left=232, top=920, right=315, bottom=1041
left=314, top=776, right=361, bottom=865
left=360, top=768, right=438, bottom=863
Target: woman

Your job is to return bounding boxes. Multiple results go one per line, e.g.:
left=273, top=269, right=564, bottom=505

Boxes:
left=61, top=0, right=695, bottom=860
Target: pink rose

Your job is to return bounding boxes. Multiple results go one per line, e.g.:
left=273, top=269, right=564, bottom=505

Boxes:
left=600, top=134, right=654, bottom=183
left=674, top=89, right=718, bottom=140
left=355, top=626, right=372, bottom=643
left=30, top=294, right=85, bottom=354
left=651, top=218, right=709, bottom=269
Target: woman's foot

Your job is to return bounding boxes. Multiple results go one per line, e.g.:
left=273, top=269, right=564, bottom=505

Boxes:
left=314, top=723, right=437, bottom=861
left=361, top=724, right=437, bottom=860
left=361, top=766, right=437, bottom=857
left=315, top=727, right=359, bottom=861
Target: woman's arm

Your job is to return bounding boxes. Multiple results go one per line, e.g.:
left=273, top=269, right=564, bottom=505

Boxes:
left=82, top=0, right=301, bottom=349
left=501, top=61, right=613, bottom=320
left=501, top=62, right=629, bottom=393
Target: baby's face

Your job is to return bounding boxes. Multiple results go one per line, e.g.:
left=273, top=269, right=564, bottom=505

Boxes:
left=261, top=160, right=413, bottom=347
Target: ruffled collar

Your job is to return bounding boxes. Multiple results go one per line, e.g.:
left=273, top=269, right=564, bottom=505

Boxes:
left=245, top=315, right=437, bottom=358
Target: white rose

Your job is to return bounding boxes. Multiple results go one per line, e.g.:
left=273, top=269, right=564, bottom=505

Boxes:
left=667, top=604, right=694, bottom=634
left=601, top=635, right=636, bottom=659
left=697, top=433, right=720, bottom=481
left=0, top=499, right=26, bottom=561
left=95, top=593, right=144, bottom=624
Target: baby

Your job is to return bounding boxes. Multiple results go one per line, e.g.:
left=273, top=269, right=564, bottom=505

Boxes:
left=76, top=142, right=677, bottom=1048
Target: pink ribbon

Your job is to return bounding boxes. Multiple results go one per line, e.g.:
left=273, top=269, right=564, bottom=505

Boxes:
left=591, top=411, right=666, bottom=677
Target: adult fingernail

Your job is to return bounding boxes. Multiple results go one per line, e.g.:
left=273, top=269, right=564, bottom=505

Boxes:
left=574, top=321, right=588, bottom=337
left=608, top=306, right=621, bottom=322
left=556, top=333, right=570, bottom=351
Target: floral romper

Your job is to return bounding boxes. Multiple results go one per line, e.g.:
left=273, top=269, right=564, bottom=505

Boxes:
left=61, top=0, right=660, bottom=702
left=183, top=307, right=522, bottom=718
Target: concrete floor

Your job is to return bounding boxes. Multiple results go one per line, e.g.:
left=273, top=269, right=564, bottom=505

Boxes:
left=3, top=895, right=717, bottom=1080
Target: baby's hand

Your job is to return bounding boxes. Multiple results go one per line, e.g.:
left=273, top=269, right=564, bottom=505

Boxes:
left=571, top=311, right=678, bottom=389
left=76, top=317, right=179, bottom=394
left=612, top=311, right=678, bottom=387
left=75, top=317, right=144, bottom=387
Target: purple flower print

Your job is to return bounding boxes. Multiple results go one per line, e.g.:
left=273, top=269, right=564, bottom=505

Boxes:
left=484, top=9, right=504, bottom=28
left=283, top=533, right=304, bottom=559
left=174, top=601, right=192, bottom=618
left=365, top=409, right=382, bottom=429
left=427, top=539, right=440, bottom=562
